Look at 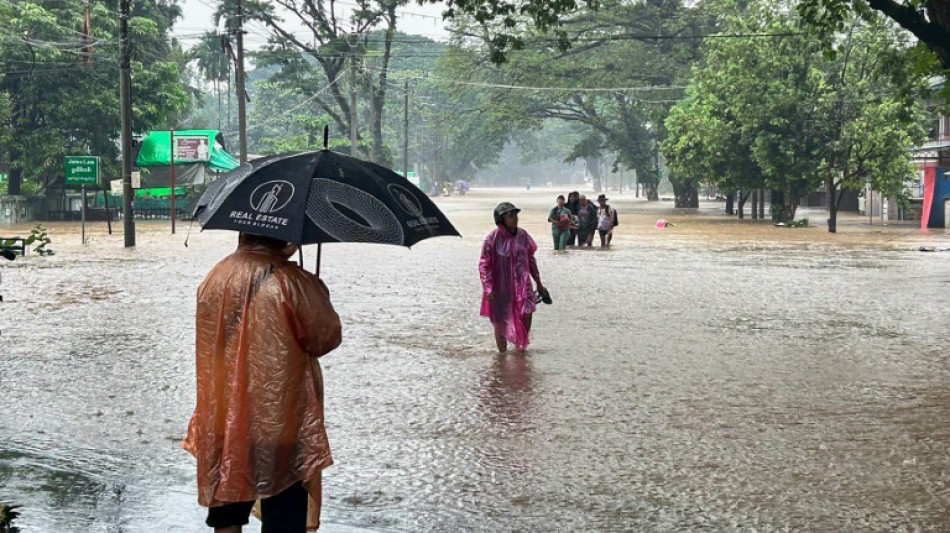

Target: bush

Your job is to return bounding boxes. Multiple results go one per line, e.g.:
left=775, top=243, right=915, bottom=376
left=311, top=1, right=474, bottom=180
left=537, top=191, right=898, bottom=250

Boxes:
left=0, top=504, right=21, bottom=533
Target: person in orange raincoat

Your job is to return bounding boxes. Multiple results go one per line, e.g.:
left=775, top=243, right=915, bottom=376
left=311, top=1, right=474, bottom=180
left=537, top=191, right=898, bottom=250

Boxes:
left=182, top=233, right=342, bottom=532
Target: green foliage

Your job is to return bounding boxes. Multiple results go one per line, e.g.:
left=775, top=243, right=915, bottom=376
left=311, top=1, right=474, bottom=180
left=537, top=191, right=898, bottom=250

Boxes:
left=0, top=503, right=20, bottom=533
left=29, top=224, right=53, bottom=255
left=243, top=0, right=418, bottom=164
left=662, top=2, right=928, bottom=224
left=5, top=224, right=55, bottom=256
left=797, top=0, right=950, bottom=78
left=434, top=0, right=600, bottom=61
left=417, top=46, right=528, bottom=184
left=789, top=218, right=810, bottom=227
left=0, top=0, right=192, bottom=195
left=433, top=0, right=714, bottom=200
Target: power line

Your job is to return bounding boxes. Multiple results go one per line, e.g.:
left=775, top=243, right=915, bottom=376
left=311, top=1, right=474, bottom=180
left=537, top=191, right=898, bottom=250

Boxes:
left=232, top=30, right=805, bottom=45
left=364, top=65, right=685, bottom=92
left=0, top=33, right=119, bottom=52
left=221, top=71, right=347, bottom=135
left=332, top=0, right=444, bottom=22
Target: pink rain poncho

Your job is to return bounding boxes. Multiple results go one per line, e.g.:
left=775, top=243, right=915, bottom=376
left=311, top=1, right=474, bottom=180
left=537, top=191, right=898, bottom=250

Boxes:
left=479, top=227, right=540, bottom=350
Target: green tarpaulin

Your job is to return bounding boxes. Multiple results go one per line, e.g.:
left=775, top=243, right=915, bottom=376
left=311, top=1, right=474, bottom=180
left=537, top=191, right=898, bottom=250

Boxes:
left=135, top=130, right=239, bottom=172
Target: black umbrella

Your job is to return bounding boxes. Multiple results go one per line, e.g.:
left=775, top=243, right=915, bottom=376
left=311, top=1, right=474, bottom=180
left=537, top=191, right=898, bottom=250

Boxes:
left=190, top=142, right=460, bottom=274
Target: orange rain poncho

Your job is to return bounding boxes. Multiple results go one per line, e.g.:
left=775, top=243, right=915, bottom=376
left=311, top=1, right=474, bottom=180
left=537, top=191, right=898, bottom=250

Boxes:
left=182, top=236, right=341, bottom=527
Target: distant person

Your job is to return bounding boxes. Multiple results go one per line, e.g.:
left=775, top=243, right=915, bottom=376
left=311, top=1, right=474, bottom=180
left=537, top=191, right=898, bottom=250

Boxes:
left=479, top=202, right=546, bottom=353
left=576, top=194, right=598, bottom=247
left=547, top=195, right=572, bottom=252
left=183, top=233, right=341, bottom=533
left=596, top=194, right=617, bottom=248
left=564, top=191, right=580, bottom=247
left=566, top=191, right=580, bottom=246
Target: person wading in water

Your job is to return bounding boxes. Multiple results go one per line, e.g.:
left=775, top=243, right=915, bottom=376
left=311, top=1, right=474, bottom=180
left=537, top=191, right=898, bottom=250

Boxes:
left=478, top=202, right=547, bottom=353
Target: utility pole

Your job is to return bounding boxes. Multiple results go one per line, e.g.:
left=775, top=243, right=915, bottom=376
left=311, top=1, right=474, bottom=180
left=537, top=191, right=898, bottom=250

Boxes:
left=169, top=129, right=176, bottom=234
left=118, top=0, right=135, bottom=247
left=349, top=34, right=358, bottom=157
left=403, top=79, right=409, bottom=178
left=235, top=0, right=248, bottom=164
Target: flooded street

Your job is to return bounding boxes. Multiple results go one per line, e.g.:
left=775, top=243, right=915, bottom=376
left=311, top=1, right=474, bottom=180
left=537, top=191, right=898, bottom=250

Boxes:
left=3, top=188, right=950, bottom=532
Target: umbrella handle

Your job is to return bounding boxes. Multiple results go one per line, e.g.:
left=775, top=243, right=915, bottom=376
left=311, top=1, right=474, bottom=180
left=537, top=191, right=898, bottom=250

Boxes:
left=316, top=242, right=322, bottom=277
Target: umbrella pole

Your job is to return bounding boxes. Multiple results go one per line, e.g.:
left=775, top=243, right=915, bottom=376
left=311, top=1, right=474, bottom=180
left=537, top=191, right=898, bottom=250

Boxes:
left=297, top=246, right=303, bottom=267
left=316, top=243, right=322, bottom=277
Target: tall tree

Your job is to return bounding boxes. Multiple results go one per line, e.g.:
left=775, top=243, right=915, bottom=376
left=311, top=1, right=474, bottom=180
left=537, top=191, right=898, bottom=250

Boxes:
left=0, top=0, right=189, bottom=195
left=190, top=32, right=230, bottom=131
left=662, top=2, right=928, bottom=227
left=435, top=0, right=715, bottom=205
left=233, top=0, right=410, bottom=164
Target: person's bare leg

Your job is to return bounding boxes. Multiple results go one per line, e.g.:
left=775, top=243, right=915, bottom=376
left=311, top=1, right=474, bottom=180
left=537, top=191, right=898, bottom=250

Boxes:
left=516, top=314, right=533, bottom=354
left=494, top=329, right=508, bottom=353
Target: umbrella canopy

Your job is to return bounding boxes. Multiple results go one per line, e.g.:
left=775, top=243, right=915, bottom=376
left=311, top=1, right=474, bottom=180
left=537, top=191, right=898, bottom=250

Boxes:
left=455, top=180, right=470, bottom=191
left=191, top=150, right=460, bottom=247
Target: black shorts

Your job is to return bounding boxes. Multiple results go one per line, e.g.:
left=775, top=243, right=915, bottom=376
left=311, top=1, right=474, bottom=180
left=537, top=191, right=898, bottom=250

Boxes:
left=206, top=481, right=308, bottom=531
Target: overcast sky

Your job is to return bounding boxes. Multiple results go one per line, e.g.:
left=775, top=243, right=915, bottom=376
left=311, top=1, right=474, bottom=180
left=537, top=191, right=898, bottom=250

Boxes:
left=174, top=0, right=451, bottom=49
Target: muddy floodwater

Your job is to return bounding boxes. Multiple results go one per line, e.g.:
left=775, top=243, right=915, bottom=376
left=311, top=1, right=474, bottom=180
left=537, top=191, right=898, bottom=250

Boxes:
left=2, top=188, right=950, bottom=532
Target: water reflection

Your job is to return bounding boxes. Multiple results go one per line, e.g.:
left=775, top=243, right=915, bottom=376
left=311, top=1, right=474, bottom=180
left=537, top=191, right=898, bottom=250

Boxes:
left=478, top=353, right=534, bottom=431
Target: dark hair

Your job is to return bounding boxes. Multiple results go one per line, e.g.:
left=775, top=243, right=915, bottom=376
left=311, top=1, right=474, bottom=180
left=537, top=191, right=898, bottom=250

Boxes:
left=557, top=195, right=565, bottom=200
left=240, top=233, right=289, bottom=250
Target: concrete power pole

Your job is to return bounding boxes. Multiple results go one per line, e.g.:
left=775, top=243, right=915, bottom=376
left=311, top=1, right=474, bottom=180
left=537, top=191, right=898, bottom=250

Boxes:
left=235, top=0, right=248, bottom=164
left=118, top=0, right=135, bottom=247
left=349, top=34, right=358, bottom=157
left=403, top=80, right=409, bottom=178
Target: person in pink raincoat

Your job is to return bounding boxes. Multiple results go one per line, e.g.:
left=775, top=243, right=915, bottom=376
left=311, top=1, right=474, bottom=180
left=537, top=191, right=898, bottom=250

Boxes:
left=479, top=202, right=547, bottom=353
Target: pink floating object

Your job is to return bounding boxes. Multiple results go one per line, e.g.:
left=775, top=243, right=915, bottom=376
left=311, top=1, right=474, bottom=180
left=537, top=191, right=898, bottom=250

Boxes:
left=655, top=219, right=668, bottom=228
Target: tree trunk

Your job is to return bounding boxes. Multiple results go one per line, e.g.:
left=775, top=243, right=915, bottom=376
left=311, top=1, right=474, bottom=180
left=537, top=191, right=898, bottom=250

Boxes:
left=751, top=190, right=758, bottom=220
left=370, top=93, right=386, bottom=164
left=770, top=189, right=797, bottom=222
left=216, top=80, right=222, bottom=131
left=737, top=191, right=750, bottom=219
left=7, top=165, right=22, bottom=196
left=771, top=190, right=784, bottom=221
left=227, top=73, right=232, bottom=134
left=866, top=0, right=950, bottom=69
left=585, top=156, right=603, bottom=192
left=369, top=11, right=397, bottom=165
left=826, top=176, right=838, bottom=233
left=725, top=194, right=734, bottom=215
left=647, top=183, right=659, bottom=201
left=670, top=176, right=698, bottom=208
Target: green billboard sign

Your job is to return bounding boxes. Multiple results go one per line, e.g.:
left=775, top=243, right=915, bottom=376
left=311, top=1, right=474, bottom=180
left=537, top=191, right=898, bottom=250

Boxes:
left=65, top=156, right=100, bottom=186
